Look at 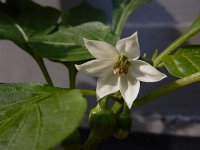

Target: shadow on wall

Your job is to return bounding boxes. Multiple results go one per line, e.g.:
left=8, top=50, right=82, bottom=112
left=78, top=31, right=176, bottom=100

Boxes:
left=60, top=0, right=200, bottom=116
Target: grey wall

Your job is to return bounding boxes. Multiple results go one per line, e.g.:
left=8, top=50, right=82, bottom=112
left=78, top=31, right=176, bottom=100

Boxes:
left=0, top=0, right=200, bottom=117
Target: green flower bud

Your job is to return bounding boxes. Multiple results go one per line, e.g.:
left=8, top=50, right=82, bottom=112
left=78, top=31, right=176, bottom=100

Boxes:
left=89, top=104, right=116, bottom=140
left=113, top=104, right=132, bottom=139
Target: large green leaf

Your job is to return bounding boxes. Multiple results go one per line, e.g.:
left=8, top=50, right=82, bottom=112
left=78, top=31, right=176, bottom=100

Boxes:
left=29, top=22, right=118, bottom=62
left=163, top=45, right=200, bottom=78
left=0, top=83, right=87, bottom=150
left=0, top=0, right=60, bottom=38
left=112, top=0, right=152, bottom=34
left=60, top=1, right=107, bottom=26
left=0, top=12, right=26, bottom=48
left=0, top=0, right=60, bottom=49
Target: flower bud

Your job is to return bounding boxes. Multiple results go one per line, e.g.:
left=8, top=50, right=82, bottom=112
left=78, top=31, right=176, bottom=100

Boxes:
left=89, top=104, right=116, bottom=140
left=112, top=105, right=132, bottom=139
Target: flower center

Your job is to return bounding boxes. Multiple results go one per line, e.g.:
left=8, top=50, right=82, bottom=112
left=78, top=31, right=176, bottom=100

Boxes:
left=113, top=55, right=129, bottom=75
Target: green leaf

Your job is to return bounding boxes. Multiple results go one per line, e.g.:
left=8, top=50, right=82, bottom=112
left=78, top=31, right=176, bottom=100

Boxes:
left=0, top=12, right=26, bottom=48
left=163, top=45, right=200, bottom=78
left=112, top=0, right=152, bottom=35
left=0, top=0, right=60, bottom=49
left=0, top=0, right=60, bottom=38
left=60, top=1, right=107, bottom=26
left=29, top=22, right=118, bottom=62
left=0, top=83, right=87, bottom=150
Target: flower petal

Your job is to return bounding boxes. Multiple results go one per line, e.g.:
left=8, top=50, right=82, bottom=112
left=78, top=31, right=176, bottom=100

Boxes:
left=84, top=38, right=119, bottom=60
left=116, top=32, right=140, bottom=60
left=119, top=74, right=140, bottom=109
left=75, top=59, right=113, bottom=77
left=130, top=60, right=167, bottom=82
left=96, top=70, right=119, bottom=100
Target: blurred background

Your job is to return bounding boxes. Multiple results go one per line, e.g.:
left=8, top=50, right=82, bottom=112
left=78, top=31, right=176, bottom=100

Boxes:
left=0, top=0, right=200, bottom=138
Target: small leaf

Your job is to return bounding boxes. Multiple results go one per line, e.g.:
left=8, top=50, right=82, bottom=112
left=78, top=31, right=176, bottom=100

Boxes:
left=29, top=22, right=118, bottom=62
left=163, top=45, right=200, bottom=78
left=151, top=49, right=158, bottom=62
left=60, top=1, right=107, bottom=26
left=112, top=0, right=152, bottom=34
left=0, top=83, right=87, bottom=150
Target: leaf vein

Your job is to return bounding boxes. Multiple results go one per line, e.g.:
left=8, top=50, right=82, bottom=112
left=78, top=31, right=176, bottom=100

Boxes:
left=173, top=59, right=186, bottom=76
left=34, top=104, right=43, bottom=149
left=6, top=109, right=30, bottom=149
left=181, top=55, right=200, bottom=70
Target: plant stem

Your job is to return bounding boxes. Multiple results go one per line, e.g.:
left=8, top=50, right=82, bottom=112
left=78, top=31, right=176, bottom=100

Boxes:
left=154, top=14, right=200, bottom=67
left=154, top=31, right=196, bottom=67
left=64, top=63, right=77, bottom=89
left=112, top=101, right=123, bottom=114
left=113, top=1, right=152, bottom=36
left=133, top=71, right=200, bottom=108
left=114, top=7, right=130, bottom=36
left=33, top=56, right=53, bottom=86
left=80, top=89, right=96, bottom=96
left=82, top=132, right=99, bottom=150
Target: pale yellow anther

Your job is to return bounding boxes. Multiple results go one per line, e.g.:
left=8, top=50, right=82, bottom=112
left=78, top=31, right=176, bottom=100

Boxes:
left=113, top=55, right=129, bottom=75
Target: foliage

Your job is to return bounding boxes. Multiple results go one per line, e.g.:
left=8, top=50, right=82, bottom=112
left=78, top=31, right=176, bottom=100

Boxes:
left=0, top=0, right=200, bottom=149
left=0, top=83, right=87, bottom=150
left=164, top=46, right=200, bottom=78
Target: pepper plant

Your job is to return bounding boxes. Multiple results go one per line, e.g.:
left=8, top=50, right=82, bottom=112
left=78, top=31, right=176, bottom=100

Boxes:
left=0, top=0, right=200, bottom=150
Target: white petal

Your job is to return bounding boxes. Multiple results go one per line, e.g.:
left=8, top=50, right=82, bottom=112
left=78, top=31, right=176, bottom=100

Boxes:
left=84, top=38, right=119, bottom=60
left=96, top=70, right=119, bottom=100
left=116, top=32, right=140, bottom=60
left=75, top=59, right=113, bottom=77
left=119, top=74, right=140, bottom=109
left=130, top=60, right=167, bottom=82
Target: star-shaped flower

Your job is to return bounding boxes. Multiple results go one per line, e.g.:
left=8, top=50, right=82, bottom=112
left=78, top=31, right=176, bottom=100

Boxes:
left=75, top=32, right=166, bottom=108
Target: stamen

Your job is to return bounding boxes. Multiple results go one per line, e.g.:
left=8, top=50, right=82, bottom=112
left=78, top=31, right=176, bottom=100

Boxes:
left=113, top=55, right=129, bottom=75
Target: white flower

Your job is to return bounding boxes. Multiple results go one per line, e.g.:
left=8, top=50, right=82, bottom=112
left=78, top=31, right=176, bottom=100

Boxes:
left=75, top=32, right=166, bottom=109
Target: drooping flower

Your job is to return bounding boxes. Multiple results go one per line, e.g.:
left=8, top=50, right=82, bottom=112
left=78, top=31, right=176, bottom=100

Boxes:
left=75, top=32, right=166, bottom=109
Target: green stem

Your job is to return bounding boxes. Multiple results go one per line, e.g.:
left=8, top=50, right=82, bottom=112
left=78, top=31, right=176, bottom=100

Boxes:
left=80, top=89, right=96, bottom=96
left=82, top=132, right=99, bottom=150
left=133, top=71, right=200, bottom=108
left=114, top=7, right=130, bottom=36
left=33, top=56, right=53, bottom=86
left=112, top=101, right=123, bottom=114
left=110, top=96, right=123, bottom=103
left=64, top=63, right=77, bottom=88
left=154, top=31, right=196, bottom=67
left=113, top=1, right=152, bottom=36
left=154, top=14, right=200, bottom=67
